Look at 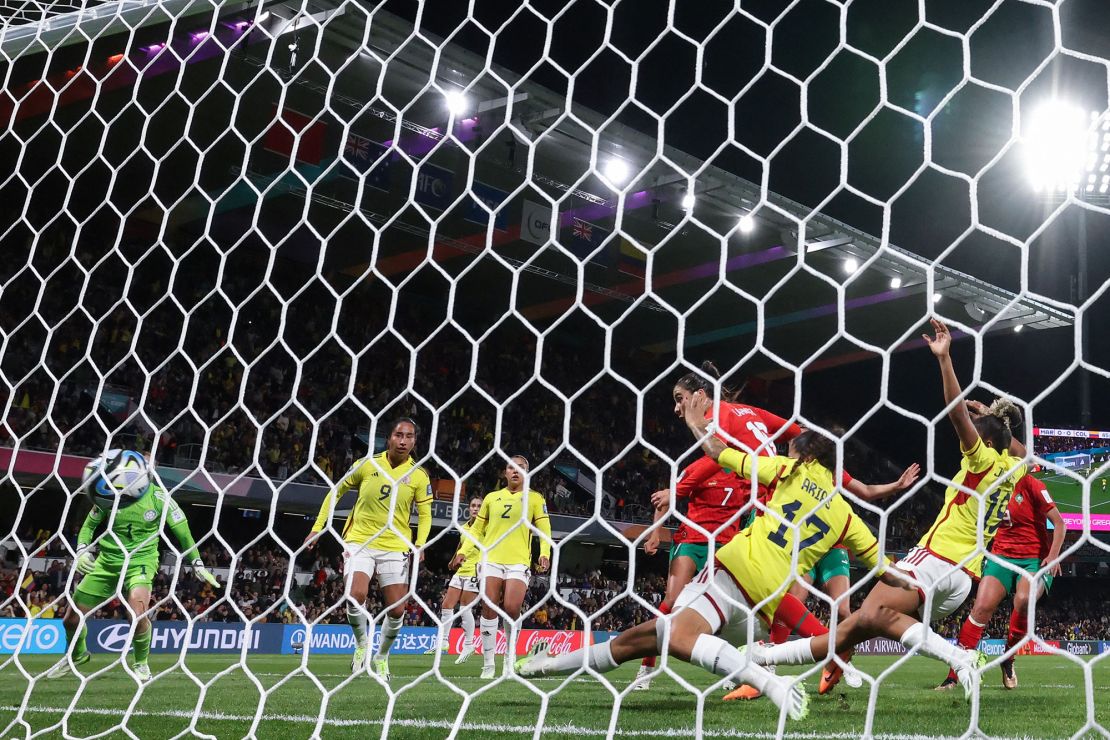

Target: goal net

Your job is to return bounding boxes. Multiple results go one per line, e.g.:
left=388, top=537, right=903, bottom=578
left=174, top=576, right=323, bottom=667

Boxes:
left=1, top=0, right=1107, bottom=738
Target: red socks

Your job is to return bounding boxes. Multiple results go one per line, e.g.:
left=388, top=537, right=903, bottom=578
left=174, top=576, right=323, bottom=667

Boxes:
left=641, top=601, right=673, bottom=669
left=1006, top=607, right=1027, bottom=651
left=770, top=593, right=828, bottom=644
left=947, top=617, right=986, bottom=682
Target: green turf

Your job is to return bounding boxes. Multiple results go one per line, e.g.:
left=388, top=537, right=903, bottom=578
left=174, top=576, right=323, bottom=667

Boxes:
left=1034, top=468, right=1110, bottom=514
left=2, top=653, right=1107, bottom=739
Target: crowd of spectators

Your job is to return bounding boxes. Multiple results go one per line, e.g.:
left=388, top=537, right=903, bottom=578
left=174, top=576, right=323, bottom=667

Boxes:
left=1033, top=435, right=1110, bottom=456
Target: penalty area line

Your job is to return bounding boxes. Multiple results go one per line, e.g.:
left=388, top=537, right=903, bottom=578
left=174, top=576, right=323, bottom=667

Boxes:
left=2, top=705, right=1041, bottom=739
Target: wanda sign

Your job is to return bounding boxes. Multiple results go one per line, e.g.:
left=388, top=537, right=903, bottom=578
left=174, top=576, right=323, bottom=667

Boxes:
left=445, top=628, right=587, bottom=655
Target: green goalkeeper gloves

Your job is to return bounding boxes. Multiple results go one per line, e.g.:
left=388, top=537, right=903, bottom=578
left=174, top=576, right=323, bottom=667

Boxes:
left=192, top=559, right=221, bottom=589
left=74, top=546, right=96, bottom=574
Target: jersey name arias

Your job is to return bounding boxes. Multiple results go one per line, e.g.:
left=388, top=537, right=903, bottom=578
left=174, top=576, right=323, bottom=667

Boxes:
left=918, top=438, right=1028, bottom=576
left=714, top=450, right=882, bottom=624
left=991, top=474, right=1056, bottom=560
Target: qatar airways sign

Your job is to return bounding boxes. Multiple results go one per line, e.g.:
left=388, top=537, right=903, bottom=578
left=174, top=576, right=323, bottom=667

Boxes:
left=1034, top=428, right=1110, bottom=439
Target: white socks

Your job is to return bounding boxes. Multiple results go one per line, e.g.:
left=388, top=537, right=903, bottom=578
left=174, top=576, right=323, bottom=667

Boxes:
left=524, top=639, right=620, bottom=677
left=374, top=615, right=404, bottom=659
left=347, top=606, right=368, bottom=647
left=438, top=608, right=454, bottom=649
left=759, top=637, right=815, bottom=666
left=689, top=635, right=799, bottom=717
left=461, top=607, right=476, bottom=649
left=900, top=623, right=972, bottom=669
left=480, top=617, right=499, bottom=667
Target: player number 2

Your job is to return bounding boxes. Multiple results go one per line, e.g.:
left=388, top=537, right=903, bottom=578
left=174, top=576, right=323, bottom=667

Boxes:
left=501, top=503, right=513, bottom=519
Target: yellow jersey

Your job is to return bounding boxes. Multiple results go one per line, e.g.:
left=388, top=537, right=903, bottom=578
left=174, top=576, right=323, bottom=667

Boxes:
left=460, top=488, right=552, bottom=567
left=311, top=451, right=433, bottom=552
left=454, top=519, right=479, bottom=578
left=716, top=449, right=884, bottom=624
left=918, top=437, right=1027, bottom=575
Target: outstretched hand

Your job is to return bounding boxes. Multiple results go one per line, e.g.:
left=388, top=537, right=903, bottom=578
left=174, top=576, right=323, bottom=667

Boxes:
left=922, top=317, right=951, bottom=359
left=896, top=463, right=921, bottom=491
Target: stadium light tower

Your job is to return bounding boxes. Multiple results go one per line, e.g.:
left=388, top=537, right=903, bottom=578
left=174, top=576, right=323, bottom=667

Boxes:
left=1023, top=100, right=1110, bottom=426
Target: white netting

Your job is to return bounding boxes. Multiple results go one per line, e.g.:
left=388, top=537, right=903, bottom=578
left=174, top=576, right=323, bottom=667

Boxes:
left=1, top=0, right=1108, bottom=738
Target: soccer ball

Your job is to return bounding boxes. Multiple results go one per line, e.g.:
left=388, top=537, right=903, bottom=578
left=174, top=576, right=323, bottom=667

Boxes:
left=81, top=449, right=151, bottom=508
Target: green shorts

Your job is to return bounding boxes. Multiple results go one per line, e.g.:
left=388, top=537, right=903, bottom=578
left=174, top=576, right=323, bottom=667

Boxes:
left=670, top=542, right=709, bottom=572
left=74, top=556, right=157, bottom=607
left=807, top=548, right=850, bottom=585
left=981, top=556, right=1053, bottom=596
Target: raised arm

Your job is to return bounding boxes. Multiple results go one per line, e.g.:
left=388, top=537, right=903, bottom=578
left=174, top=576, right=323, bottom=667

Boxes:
left=923, top=318, right=979, bottom=451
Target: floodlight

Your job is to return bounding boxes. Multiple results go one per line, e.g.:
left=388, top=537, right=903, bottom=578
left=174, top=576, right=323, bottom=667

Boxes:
left=603, top=158, right=630, bottom=185
left=843, top=257, right=858, bottom=274
left=1024, top=101, right=1100, bottom=193
left=681, top=192, right=695, bottom=210
left=738, top=214, right=755, bottom=233
left=932, top=292, right=942, bottom=304
left=444, top=90, right=469, bottom=116
left=890, top=276, right=902, bottom=289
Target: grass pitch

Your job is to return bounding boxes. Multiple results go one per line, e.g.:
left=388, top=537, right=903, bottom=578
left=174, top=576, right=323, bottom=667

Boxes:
left=2, top=652, right=1107, bottom=739
left=1036, top=468, right=1110, bottom=516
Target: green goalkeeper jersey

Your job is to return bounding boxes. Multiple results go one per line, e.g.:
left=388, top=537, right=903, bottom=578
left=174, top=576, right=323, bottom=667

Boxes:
left=78, top=486, right=199, bottom=566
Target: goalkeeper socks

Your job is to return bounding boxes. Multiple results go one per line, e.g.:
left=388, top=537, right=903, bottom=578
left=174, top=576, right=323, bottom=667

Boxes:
left=640, top=601, right=671, bottom=669
left=900, top=623, right=971, bottom=669
left=375, top=615, right=404, bottom=659
left=133, top=622, right=152, bottom=664
left=438, top=608, right=454, bottom=649
left=527, top=640, right=619, bottom=676
left=759, top=636, right=815, bottom=666
left=68, top=623, right=88, bottom=659
left=460, top=607, right=476, bottom=649
left=348, top=608, right=368, bottom=647
left=480, top=617, right=499, bottom=667
left=1006, top=608, right=1028, bottom=651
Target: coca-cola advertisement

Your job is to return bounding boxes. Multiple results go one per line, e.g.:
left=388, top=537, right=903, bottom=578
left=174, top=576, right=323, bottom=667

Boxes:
left=445, top=628, right=588, bottom=655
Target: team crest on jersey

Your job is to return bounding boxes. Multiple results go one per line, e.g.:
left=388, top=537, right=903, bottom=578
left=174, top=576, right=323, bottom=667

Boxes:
left=1015, top=494, right=1023, bottom=504
left=143, top=509, right=157, bottom=522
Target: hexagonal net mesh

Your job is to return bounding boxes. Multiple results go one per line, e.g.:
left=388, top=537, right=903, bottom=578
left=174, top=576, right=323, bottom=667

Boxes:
left=1, top=0, right=1107, bottom=738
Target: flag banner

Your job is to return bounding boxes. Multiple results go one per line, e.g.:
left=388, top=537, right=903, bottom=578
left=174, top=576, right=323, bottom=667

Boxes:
left=520, top=199, right=554, bottom=245
left=464, top=181, right=510, bottom=229
left=565, top=216, right=612, bottom=267
left=262, top=106, right=326, bottom=165
left=617, top=236, right=647, bottom=277
left=414, top=162, right=455, bottom=210
left=342, top=133, right=391, bottom=191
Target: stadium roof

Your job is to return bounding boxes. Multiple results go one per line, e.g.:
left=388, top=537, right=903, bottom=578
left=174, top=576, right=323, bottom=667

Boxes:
left=0, top=0, right=1079, bottom=381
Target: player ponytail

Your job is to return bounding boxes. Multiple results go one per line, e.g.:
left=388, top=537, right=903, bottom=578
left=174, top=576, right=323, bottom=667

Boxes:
left=988, top=398, right=1023, bottom=442
left=790, top=427, right=840, bottom=471
left=673, top=361, right=744, bottom=401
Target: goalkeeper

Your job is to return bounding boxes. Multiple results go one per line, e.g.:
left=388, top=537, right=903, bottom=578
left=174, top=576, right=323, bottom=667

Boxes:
left=47, top=454, right=220, bottom=682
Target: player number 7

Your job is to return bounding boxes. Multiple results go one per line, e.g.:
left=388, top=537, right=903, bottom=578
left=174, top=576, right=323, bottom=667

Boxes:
left=721, top=487, right=734, bottom=506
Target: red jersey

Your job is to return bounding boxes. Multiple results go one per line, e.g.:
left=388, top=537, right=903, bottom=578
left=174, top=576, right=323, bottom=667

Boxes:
left=672, top=403, right=802, bottom=544
left=673, top=456, right=748, bottom=545
left=711, top=402, right=801, bottom=456
left=991, top=474, right=1056, bottom=560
